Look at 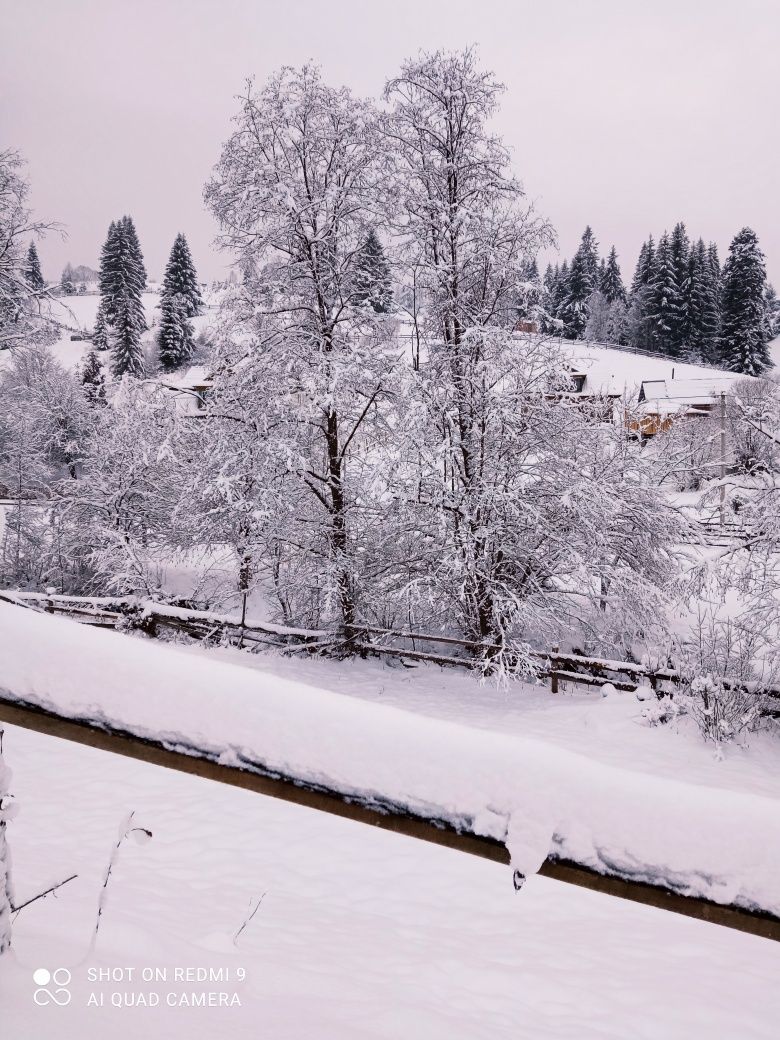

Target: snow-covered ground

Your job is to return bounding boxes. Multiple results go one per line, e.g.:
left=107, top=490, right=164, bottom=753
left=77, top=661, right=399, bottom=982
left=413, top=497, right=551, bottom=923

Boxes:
left=1, top=602, right=779, bottom=917
left=1, top=722, right=779, bottom=1039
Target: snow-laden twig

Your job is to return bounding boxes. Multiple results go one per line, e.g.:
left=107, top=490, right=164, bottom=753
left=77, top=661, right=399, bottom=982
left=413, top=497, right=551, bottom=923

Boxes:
left=92, top=811, right=152, bottom=947
left=233, top=892, right=266, bottom=946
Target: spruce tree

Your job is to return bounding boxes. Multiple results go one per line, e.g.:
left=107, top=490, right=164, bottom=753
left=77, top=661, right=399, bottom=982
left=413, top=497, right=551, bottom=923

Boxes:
left=162, top=233, right=203, bottom=316
left=119, top=215, right=148, bottom=330
left=686, top=239, right=720, bottom=363
left=558, top=229, right=599, bottom=340
left=81, top=349, right=106, bottom=405
left=98, top=218, right=147, bottom=377
left=157, top=233, right=203, bottom=370
left=648, top=232, right=683, bottom=356
left=92, top=299, right=110, bottom=351
left=577, top=225, right=600, bottom=287
left=719, top=227, right=771, bottom=375
left=26, top=242, right=44, bottom=291
left=549, top=260, right=569, bottom=331
left=61, top=262, right=75, bottom=295
left=631, top=235, right=655, bottom=293
left=158, top=296, right=194, bottom=372
left=600, top=246, right=626, bottom=304
left=669, top=222, right=691, bottom=351
left=353, top=229, right=393, bottom=313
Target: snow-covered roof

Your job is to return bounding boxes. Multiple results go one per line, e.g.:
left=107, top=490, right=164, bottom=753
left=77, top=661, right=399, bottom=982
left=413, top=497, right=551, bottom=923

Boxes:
left=639, top=377, right=736, bottom=407
left=560, top=341, right=748, bottom=399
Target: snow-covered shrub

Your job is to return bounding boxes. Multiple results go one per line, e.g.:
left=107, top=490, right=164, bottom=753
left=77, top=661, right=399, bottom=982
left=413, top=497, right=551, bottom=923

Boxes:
left=652, top=413, right=720, bottom=492
left=727, top=377, right=778, bottom=475
left=674, top=613, right=773, bottom=743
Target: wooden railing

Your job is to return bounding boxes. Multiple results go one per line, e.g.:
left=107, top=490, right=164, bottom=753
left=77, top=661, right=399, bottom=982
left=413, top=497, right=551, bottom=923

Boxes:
left=3, top=589, right=778, bottom=706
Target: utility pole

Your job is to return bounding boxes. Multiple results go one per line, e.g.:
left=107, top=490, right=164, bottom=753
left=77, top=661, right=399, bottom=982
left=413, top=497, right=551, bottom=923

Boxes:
left=719, top=392, right=727, bottom=527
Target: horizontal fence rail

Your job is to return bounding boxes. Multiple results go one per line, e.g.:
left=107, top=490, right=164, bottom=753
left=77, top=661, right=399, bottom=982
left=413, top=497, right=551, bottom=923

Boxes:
left=0, top=694, right=778, bottom=942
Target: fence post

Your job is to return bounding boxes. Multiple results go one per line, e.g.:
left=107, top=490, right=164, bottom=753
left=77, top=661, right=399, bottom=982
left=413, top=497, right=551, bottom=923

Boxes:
left=550, top=644, right=559, bottom=694
left=238, top=591, right=247, bottom=650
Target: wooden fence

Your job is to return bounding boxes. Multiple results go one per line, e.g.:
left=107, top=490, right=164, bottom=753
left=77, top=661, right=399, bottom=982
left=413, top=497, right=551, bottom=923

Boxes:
left=2, top=589, right=778, bottom=706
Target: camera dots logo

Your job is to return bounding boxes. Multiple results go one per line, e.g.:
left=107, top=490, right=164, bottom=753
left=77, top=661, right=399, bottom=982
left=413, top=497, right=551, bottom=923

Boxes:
left=33, top=967, right=72, bottom=1006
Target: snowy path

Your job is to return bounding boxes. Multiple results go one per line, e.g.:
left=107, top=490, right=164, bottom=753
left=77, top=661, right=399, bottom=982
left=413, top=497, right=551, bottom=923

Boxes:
left=2, top=724, right=779, bottom=1040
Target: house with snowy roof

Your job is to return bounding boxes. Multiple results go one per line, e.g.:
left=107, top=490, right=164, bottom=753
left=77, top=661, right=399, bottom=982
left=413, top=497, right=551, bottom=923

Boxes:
left=631, top=375, right=736, bottom=436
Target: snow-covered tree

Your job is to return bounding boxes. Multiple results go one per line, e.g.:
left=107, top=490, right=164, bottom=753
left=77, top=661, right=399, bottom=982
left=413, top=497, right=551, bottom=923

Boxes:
left=558, top=228, right=600, bottom=340
left=0, top=150, right=59, bottom=349
left=718, top=227, right=771, bottom=375
left=686, top=238, right=720, bottom=363
left=384, top=48, right=553, bottom=342
left=25, top=241, right=44, bottom=291
left=353, top=229, right=393, bottom=313
left=157, top=233, right=203, bottom=371
left=205, top=65, right=397, bottom=626
left=98, top=218, right=147, bottom=378
left=61, top=263, right=75, bottom=295
left=56, top=381, right=182, bottom=594
left=600, top=246, right=626, bottom=305
left=161, top=233, right=203, bottom=318
left=92, top=299, right=109, bottom=351
left=648, top=232, right=682, bottom=356
left=81, top=349, right=106, bottom=406
left=631, top=236, right=655, bottom=294
left=669, top=222, right=690, bottom=352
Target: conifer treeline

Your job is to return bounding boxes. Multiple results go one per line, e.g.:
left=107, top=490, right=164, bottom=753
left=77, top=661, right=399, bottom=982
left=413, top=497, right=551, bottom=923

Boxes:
left=529, top=223, right=776, bottom=375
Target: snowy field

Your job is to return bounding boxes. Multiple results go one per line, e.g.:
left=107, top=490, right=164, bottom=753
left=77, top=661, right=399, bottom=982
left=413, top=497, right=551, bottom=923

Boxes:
left=1, top=722, right=779, bottom=1040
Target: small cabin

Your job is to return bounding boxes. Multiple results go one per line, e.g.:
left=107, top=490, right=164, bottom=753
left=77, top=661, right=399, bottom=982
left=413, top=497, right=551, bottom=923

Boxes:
left=514, top=319, right=539, bottom=334
left=629, top=377, right=733, bottom=437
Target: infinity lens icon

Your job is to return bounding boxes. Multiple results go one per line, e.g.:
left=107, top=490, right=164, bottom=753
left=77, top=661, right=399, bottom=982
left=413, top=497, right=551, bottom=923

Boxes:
left=33, top=967, right=72, bottom=1006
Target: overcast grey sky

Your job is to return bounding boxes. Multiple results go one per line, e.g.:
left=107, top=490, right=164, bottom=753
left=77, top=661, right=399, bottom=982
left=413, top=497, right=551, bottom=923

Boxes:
left=2, top=0, right=777, bottom=285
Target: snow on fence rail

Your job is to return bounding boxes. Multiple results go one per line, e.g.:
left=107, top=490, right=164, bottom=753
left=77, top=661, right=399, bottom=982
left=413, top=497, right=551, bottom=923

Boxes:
left=2, top=589, right=778, bottom=706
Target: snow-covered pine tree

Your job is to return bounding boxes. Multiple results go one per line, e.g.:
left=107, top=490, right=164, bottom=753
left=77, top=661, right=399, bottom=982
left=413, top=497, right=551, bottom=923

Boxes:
left=559, top=247, right=594, bottom=339
left=631, top=236, right=655, bottom=294
left=157, top=295, right=193, bottom=371
left=157, top=233, right=203, bottom=370
left=718, top=227, right=771, bottom=375
left=648, top=232, right=682, bottom=356
left=547, top=260, right=569, bottom=332
left=578, top=225, right=600, bottom=286
left=707, top=241, right=721, bottom=283
left=25, top=242, right=44, bottom=291
left=353, top=228, right=393, bottom=313
left=557, top=227, right=600, bottom=339
left=686, top=238, right=720, bottom=363
left=81, top=349, right=106, bottom=405
left=98, top=220, right=124, bottom=325
left=766, top=284, right=780, bottom=339
left=61, top=262, right=75, bottom=295
left=106, top=220, right=146, bottom=378
left=92, top=299, right=109, bottom=351
left=160, top=233, right=203, bottom=317
left=669, top=222, right=690, bottom=351
left=119, top=215, right=148, bottom=331
left=600, top=246, right=626, bottom=304
left=516, top=258, right=541, bottom=322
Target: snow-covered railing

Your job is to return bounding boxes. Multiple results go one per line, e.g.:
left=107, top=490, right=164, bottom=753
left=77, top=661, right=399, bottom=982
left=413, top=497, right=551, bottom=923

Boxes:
left=3, top=590, right=778, bottom=706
